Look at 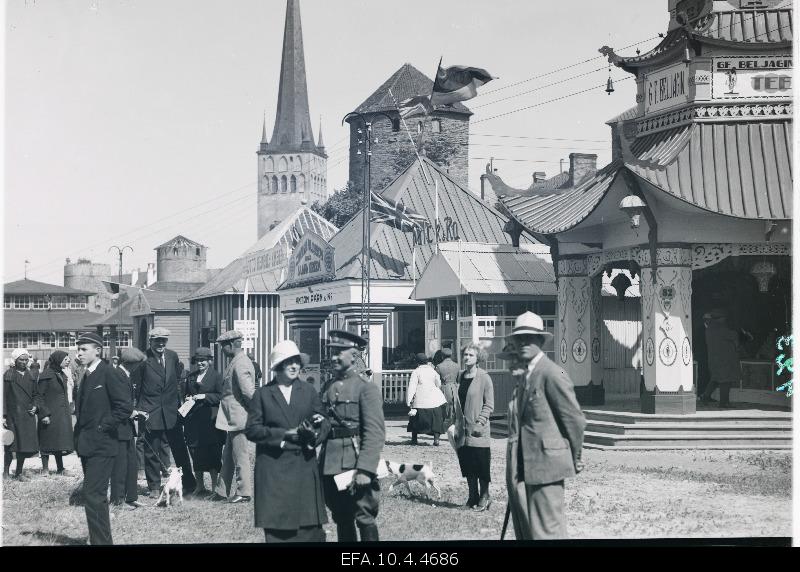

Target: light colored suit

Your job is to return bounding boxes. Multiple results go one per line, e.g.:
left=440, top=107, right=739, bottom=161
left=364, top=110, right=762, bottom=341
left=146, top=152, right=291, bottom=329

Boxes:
left=506, top=353, right=585, bottom=540
left=214, top=351, right=256, bottom=498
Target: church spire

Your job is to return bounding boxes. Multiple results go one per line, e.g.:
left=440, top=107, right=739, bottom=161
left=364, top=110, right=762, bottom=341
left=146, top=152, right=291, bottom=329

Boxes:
left=260, top=112, right=269, bottom=152
left=270, top=0, right=316, bottom=152
left=317, top=116, right=325, bottom=148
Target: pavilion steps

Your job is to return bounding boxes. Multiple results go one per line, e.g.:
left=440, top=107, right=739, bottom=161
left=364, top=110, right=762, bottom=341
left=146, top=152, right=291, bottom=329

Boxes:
left=490, top=410, right=792, bottom=449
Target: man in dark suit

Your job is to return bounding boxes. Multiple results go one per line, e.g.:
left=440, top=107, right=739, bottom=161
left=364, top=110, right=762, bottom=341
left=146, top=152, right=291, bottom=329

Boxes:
left=73, top=332, right=133, bottom=545
left=131, top=327, right=196, bottom=496
left=110, top=348, right=147, bottom=510
left=319, top=330, right=385, bottom=543
left=505, top=312, right=586, bottom=540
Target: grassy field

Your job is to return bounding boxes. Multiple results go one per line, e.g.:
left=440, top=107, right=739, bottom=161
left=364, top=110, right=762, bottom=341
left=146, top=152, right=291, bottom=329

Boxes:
left=1, top=421, right=792, bottom=545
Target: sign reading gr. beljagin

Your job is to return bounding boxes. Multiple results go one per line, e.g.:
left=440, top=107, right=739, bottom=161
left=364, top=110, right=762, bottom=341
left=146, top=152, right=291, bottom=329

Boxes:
left=712, top=55, right=792, bottom=100
left=284, top=231, right=335, bottom=288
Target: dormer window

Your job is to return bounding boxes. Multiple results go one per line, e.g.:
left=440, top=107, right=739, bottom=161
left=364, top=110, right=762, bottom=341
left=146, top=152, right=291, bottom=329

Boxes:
left=432, top=119, right=441, bottom=133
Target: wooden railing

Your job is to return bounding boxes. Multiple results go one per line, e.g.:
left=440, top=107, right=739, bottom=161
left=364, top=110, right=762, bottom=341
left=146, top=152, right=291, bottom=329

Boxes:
left=379, top=370, right=412, bottom=403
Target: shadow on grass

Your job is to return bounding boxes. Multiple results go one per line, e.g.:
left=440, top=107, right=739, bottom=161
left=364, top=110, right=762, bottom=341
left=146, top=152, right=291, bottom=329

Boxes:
left=20, top=530, right=86, bottom=546
left=385, top=490, right=465, bottom=509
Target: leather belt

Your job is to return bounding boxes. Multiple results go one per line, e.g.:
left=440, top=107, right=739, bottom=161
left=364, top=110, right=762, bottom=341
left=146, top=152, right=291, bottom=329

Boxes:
left=330, top=427, right=358, bottom=439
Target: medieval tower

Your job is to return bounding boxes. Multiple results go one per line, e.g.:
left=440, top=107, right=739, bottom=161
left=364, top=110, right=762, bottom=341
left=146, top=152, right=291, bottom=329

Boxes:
left=257, top=0, right=327, bottom=238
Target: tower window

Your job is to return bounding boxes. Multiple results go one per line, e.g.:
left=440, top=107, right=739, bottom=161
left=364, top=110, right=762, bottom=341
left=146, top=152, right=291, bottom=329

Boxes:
left=417, top=121, right=423, bottom=134
left=195, top=248, right=200, bottom=256
left=291, top=175, right=297, bottom=193
left=432, top=119, right=441, bottom=133
left=392, top=118, right=400, bottom=132
left=272, top=176, right=279, bottom=194
left=281, top=176, right=288, bottom=193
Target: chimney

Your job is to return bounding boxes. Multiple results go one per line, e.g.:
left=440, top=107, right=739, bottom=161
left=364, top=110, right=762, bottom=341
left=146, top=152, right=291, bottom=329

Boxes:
left=532, top=171, right=547, bottom=184
left=569, top=153, right=597, bottom=186
left=130, top=268, right=139, bottom=286
left=146, top=263, right=157, bottom=287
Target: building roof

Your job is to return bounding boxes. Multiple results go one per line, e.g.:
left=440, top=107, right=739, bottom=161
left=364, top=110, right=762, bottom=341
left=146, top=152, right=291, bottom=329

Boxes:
left=267, top=0, right=321, bottom=154
left=625, top=120, right=792, bottom=219
left=85, top=297, right=135, bottom=328
left=3, top=279, right=93, bottom=296
left=412, top=243, right=555, bottom=300
left=606, top=106, right=640, bottom=126
left=353, top=63, right=471, bottom=116
left=181, top=207, right=338, bottom=301
left=3, top=310, right=107, bottom=332
left=154, top=235, right=206, bottom=251
left=693, top=7, right=793, bottom=44
left=330, top=157, right=537, bottom=282
left=500, top=161, right=623, bottom=234
left=484, top=170, right=572, bottom=196
left=129, top=289, right=190, bottom=316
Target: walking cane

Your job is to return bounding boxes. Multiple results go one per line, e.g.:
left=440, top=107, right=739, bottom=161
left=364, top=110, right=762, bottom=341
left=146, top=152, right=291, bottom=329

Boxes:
left=500, top=502, right=511, bottom=540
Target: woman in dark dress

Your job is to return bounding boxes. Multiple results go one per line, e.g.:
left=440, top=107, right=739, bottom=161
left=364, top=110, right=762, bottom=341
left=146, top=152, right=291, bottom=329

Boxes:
left=245, top=340, right=330, bottom=543
left=182, top=347, right=225, bottom=495
left=3, top=349, right=42, bottom=481
left=453, top=343, right=495, bottom=511
left=37, top=351, right=75, bottom=475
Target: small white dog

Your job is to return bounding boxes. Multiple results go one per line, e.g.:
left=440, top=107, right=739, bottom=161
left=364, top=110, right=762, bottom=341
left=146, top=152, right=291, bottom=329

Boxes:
left=154, top=467, right=183, bottom=507
left=384, top=460, right=441, bottom=499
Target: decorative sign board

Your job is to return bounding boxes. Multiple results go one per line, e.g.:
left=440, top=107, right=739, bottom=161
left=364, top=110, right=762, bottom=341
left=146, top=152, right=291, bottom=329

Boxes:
left=644, top=62, right=690, bottom=115
left=712, top=55, right=792, bottom=100
left=233, top=320, right=259, bottom=339
left=284, top=231, right=336, bottom=288
left=243, top=245, right=288, bottom=279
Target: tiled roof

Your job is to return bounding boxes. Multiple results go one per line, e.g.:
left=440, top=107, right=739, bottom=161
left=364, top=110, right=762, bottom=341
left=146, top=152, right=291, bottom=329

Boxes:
left=3, top=279, right=93, bottom=296
left=133, top=289, right=190, bottom=313
left=500, top=162, right=622, bottom=234
left=353, top=63, right=471, bottom=116
left=330, top=157, right=537, bottom=282
left=412, top=243, right=555, bottom=299
left=181, top=207, right=338, bottom=301
left=86, top=298, right=135, bottom=328
left=154, top=235, right=205, bottom=250
left=3, top=310, right=106, bottom=332
left=693, top=8, right=793, bottom=44
left=485, top=171, right=571, bottom=197
left=606, top=106, right=640, bottom=125
left=625, top=120, right=793, bottom=219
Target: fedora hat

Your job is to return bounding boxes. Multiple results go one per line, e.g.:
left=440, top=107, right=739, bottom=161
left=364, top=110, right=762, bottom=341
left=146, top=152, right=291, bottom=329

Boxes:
left=269, top=340, right=308, bottom=371
left=507, top=311, right=553, bottom=339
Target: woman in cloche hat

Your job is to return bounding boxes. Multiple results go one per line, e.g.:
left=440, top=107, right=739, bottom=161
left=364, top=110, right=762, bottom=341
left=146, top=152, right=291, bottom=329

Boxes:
left=245, top=340, right=330, bottom=543
left=183, top=347, right=225, bottom=496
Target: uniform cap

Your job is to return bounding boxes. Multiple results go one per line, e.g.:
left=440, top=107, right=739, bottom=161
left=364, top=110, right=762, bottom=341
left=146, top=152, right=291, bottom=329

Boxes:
left=120, top=347, right=147, bottom=364
left=326, top=329, right=367, bottom=350
left=216, top=330, right=243, bottom=343
left=149, top=327, right=171, bottom=339
left=76, top=332, right=104, bottom=346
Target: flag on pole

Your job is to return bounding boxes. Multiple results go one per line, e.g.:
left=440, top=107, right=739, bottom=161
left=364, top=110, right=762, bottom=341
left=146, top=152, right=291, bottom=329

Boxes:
left=370, top=191, right=427, bottom=233
left=432, top=63, right=495, bottom=106
left=398, top=95, right=434, bottom=119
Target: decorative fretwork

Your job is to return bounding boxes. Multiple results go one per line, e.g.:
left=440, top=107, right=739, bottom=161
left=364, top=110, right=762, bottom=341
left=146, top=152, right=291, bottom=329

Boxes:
left=636, top=103, right=792, bottom=136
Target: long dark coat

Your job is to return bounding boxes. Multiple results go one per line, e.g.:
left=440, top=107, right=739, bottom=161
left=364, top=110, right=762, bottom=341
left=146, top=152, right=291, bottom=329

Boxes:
left=36, top=366, right=75, bottom=453
left=3, top=368, right=41, bottom=454
left=132, top=348, right=183, bottom=431
left=245, top=378, right=330, bottom=530
left=183, top=368, right=225, bottom=470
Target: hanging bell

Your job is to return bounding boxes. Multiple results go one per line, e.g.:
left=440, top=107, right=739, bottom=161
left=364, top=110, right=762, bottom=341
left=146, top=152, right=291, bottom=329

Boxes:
left=606, top=76, right=615, bottom=95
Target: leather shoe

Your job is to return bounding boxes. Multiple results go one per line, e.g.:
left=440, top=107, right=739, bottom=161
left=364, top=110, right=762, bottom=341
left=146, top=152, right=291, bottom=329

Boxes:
left=127, top=500, right=145, bottom=508
left=113, top=502, right=136, bottom=511
left=14, top=474, right=30, bottom=482
left=230, top=495, right=251, bottom=504
left=207, top=493, right=228, bottom=502
left=473, top=495, right=492, bottom=512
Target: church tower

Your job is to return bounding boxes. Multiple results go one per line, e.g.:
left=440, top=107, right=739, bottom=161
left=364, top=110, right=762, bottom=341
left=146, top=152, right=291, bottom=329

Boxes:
left=257, top=0, right=327, bottom=238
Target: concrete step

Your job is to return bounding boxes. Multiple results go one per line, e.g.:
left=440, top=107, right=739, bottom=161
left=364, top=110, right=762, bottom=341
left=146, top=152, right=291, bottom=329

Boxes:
left=586, top=419, right=793, bottom=436
left=583, top=430, right=792, bottom=449
left=583, top=410, right=792, bottom=425
left=582, top=442, right=794, bottom=451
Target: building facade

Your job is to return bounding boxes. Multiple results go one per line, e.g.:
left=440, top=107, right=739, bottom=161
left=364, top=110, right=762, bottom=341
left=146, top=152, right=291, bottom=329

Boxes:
left=257, top=0, right=327, bottom=238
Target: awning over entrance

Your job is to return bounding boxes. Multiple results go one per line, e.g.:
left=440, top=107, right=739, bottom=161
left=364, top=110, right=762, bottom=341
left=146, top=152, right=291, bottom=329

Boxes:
left=411, top=242, right=555, bottom=299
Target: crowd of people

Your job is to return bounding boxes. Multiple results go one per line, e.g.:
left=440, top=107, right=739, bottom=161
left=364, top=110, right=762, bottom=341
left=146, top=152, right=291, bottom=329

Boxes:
left=3, top=310, right=588, bottom=544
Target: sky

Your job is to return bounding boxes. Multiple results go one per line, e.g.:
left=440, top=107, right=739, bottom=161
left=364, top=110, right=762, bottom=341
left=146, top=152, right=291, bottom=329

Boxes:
left=3, top=0, right=666, bottom=284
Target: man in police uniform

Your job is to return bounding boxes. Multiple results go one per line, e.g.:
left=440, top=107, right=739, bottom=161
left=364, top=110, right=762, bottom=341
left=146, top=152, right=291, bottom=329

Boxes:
left=319, top=330, right=385, bottom=543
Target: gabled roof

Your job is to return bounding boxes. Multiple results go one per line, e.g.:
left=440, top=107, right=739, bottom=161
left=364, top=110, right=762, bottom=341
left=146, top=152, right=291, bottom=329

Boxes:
left=353, top=63, right=471, bottom=116
left=3, top=279, right=93, bottom=296
left=330, top=157, right=537, bottom=282
left=154, top=235, right=205, bottom=250
left=86, top=297, right=135, bottom=328
left=181, top=207, right=338, bottom=302
left=130, top=289, right=190, bottom=315
left=412, top=243, right=555, bottom=300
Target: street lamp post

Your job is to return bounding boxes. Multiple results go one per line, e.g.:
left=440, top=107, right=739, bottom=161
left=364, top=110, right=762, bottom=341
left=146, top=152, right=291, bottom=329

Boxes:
left=108, top=245, right=133, bottom=359
left=342, top=111, right=393, bottom=365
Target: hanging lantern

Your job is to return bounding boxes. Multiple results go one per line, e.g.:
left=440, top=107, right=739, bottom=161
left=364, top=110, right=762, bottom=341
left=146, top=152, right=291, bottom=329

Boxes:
left=750, top=261, right=776, bottom=293
left=618, top=194, right=647, bottom=229
left=606, top=75, right=615, bottom=94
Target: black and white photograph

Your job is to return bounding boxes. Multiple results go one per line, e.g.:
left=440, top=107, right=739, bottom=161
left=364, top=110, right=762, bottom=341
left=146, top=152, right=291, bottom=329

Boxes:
left=1, top=0, right=796, bottom=550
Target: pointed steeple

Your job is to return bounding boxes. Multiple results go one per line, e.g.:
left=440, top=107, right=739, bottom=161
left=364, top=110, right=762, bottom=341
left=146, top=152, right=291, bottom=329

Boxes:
left=259, top=113, right=269, bottom=152
left=317, top=117, right=325, bottom=148
left=270, top=0, right=316, bottom=152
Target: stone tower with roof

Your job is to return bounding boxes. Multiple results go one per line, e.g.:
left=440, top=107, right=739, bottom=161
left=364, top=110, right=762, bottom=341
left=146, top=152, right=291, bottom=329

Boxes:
left=347, top=63, right=471, bottom=196
left=155, top=235, right=208, bottom=284
left=257, top=0, right=327, bottom=239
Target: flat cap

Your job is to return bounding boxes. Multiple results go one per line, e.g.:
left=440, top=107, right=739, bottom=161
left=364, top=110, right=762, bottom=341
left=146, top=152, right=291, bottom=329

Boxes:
left=216, top=330, right=243, bottom=343
left=149, top=327, right=171, bottom=339
left=415, top=352, right=430, bottom=363
left=326, top=329, right=367, bottom=350
left=192, top=347, right=214, bottom=361
left=120, top=347, right=147, bottom=364
left=440, top=348, right=453, bottom=357
left=76, top=332, right=103, bottom=346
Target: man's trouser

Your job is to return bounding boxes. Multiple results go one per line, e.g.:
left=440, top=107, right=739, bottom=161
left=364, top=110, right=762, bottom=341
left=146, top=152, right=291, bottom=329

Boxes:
left=508, top=478, right=566, bottom=540
left=136, top=432, right=169, bottom=476
left=214, top=430, right=253, bottom=498
left=80, top=455, right=116, bottom=545
left=702, top=380, right=732, bottom=405
left=142, top=424, right=196, bottom=492
left=111, top=438, right=138, bottom=503
left=322, top=475, right=380, bottom=540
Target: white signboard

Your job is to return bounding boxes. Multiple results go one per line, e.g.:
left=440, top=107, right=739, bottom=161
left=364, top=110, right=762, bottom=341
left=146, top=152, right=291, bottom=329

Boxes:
left=284, top=232, right=336, bottom=288
left=644, top=62, right=690, bottom=115
left=233, top=320, right=259, bottom=339
left=243, top=246, right=288, bottom=279
left=712, top=55, right=792, bottom=100
left=241, top=339, right=254, bottom=350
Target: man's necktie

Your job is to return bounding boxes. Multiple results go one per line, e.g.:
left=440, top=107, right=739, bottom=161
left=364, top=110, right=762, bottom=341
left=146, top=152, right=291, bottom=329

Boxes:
left=159, top=356, right=165, bottom=369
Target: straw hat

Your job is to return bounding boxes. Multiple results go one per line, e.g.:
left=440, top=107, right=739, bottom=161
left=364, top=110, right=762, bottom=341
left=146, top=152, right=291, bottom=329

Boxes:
left=507, top=311, right=553, bottom=339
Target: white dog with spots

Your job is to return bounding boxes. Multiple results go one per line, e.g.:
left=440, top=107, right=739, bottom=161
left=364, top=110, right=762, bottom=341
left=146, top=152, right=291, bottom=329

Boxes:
left=154, top=467, right=183, bottom=507
left=384, top=460, right=441, bottom=499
